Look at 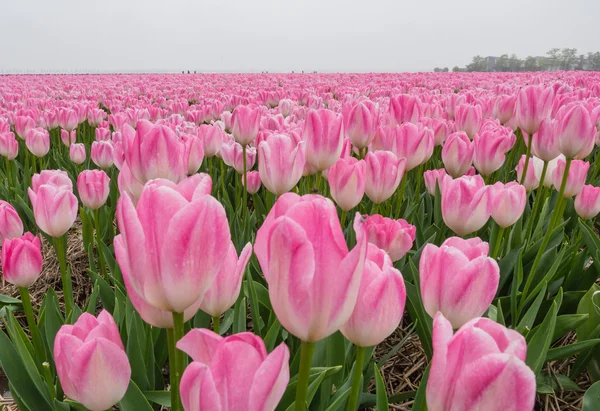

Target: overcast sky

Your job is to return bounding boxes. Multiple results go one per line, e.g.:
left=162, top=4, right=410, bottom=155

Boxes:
left=0, top=0, right=597, bottom=73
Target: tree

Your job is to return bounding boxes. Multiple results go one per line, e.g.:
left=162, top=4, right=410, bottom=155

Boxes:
left=508, top=54, right=523, bottom=72
left=559, top=48, right=578, bottom=70
left=546, top=48, right=561, bottom=70
left=466, top=56, right=488, bottom=72
left=494, top=54, right=510, bottom=72
left=442, top=67, right=449, bottom=72
left=452, top=66, right=462, bottom=72
left=523, top=56, right=540, bottom=72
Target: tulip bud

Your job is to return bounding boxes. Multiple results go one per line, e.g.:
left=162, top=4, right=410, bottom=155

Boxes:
left=77, top=170, right=111, bottom=210
left=0, top=132, right=18, bottom=160
left=343, top=101, right=379, bottom=149
left=327, top=157, right=366, bottom=211
left=303, top=109, right=344, bottom=172
left=220, top=141, right=257, bottom=174
left=58, top=109, right=79, bottom=132
left=54, top=311, right=131, bottom=411
left=365, top=151, right=406, bottom=204
left=557, top=104, right=596, bottom=159
left=455, top=104, right=482, bottom=139
left=183, top=134, right=205, bottom=175
left=575, top=185, right=600, bottom=220
left=373, top=123, right=434, bottom=171
left=61, top=129, right=77, bottom=147
left=2, top=233, right=42, bottom=288
left=442, top=132, right=474, bottom=178
left=420, top=237, right=499, bottom=328
left=515, top=155, right=540, bottom=191
left=388, top=94, right=421, bottom=125
left=441, top=175, right=490, bottom=236
left=531, top=118, right=560, bottom=162
left=26, top=128, right=50, bottom=158
left=424, top=168, right=451, bottom=196
left=341, top=244, right=406, bottom=347
left=490, top=182, right=527, bottom=227
left=258, top=134, right=305, bottom=196
left=0, top=200, right=24, bottom=243
left=515, top=85, right=554, bottom=135
left=197, top=124, right=224, bottom=157
left=91, top=141, right=114, bottom=169
left=14, top=116, right=35, bottom=139
left=473, top=128, right=515, bottom=176
left=364, top=214, right=416, bottom=261
left=493, top=94, right=516, bottom=125
left=69, top=143, right=87, bottom=165
left=552, top=158, right=589, bottom=198
left=231, top=105, right=261, bottom=146
left=242, top=171, right=262, bottom=195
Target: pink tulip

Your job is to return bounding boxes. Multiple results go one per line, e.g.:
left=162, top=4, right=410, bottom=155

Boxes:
left=69, top=143, right=87, bottom=165
left=254, top=193, right=367, bottom=342
left=557, top=104, right=596, bottom=159
left=177, top=329, right=290, bottom=411
left=343, top=101, right=379, bottom=149
left=54, top=311, right=131, bottom=411
left=87, top=108, right=106, bottom=127
left=220, top=141, right=257, bottom=174
left=490, top=182, right=526, bottom=228
left=25, top=128, right=50, bottom=158
left=122, top=121, right=187, bottom=184
left=515, top=155, right=541, bottom=191
left=420, top=237, right=499, bottom=328
left=552, top=158, right=589, bottom=198
left=58, top=109, right=79, bottom=132
left=530, top=118, right=560, bottom=162
left=61, top=129, right=77, bottom=147
left=424, top=168, right=451, bottom=196
left=117, top=163, right=145, bottom=205
left=91, top=141, right=114, bottom=169
left=473, top=129, right=515, bottom=176
left=95, top=127, right=111, bottom=142
left=427, top=313, right=535, bottom=411
left=327, top=157, right=366, bottom=211
left=365, top=151, right=406, bottom=204
left=199, top=243, right=253, bottom=317
left=302, top=109, right=344, bottom=172
left=32, top=170, right=72, bottom=192
left=493, top=95, right=516, bottom=125
left=0, top=132, right=18, bottom=160
left=455, top=104, right=482, bottom=139
left=184, top=135, right=205, bottom=175
left=388, top=94, right=421, bottom=125
left=364, top=214, right=416, bottom=262
left=231, top=105, right=261, bottom=146
left=0, top=200, right=23, bottom=243
left=77, top=170, right=110, bottom=210
left=14, top=116, right=35, bottom=139
left=1, top=233, right=42, bottom=288
left=442, top=132, right=474, bottom=178
left=341, top=244, right=406, bottom=347
left=441, top=175, right=490, bottom=236
left=515, top=85, right=554, bottom=135
left=372, top=124, right=434, bottom=171
left=258, top=134, right=305, bottom=196
left=115, top=176, right=228, bottom=313
left=197, top=124, right=224, bottom=157
left=575, top=185, right=600, bottom=220
left=28, top=172, right=78, bottom=238
left=242, top=171, right=262, bottom=195
left=430, top=118, right=455, bottom=146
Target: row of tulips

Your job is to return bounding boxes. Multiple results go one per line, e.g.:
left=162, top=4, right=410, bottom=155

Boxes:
left=0, top=72, right=600, bottom=411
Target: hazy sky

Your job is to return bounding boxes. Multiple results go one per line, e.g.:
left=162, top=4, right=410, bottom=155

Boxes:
left=0, top=0, right=597, bottom=73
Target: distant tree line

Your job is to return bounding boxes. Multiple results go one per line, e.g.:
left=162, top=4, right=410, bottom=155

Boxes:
left=433, top=48, right=600, bottom=73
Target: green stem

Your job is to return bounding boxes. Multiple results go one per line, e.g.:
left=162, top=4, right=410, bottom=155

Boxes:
left=24, top=148, right=31, bottom=190
left=220, top=159, right=226, bottom=196
left=213, top=315, right=221, bottom=335
left=42, top=362, right=56, bottom=400
left=94, top=208, right=106, bottom=279
left=490, top=226, right=506, bottom=260
left=167, top=329, right=177, bottom=411
left=18, top=287, right=46, bottom=366
left=518, top=133, right=533, bottom=185
left=53, top=236, right=73, bottom=318
left=414, top=164, right=424, bottom=204
left=171, top=312, right=185, bottom=411
left=340, top=210, right=347, bottom=230
left=346, top=345, right=367, bottom=411
left=396, top=176, right=408, bottom=217
left=295, top=341, right=316, bottom=411
left=524, top=161, right=548, bottom=242
left=243, top=145, right=248, bottom=222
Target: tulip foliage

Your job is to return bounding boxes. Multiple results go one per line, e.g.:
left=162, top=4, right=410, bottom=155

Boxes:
left=1, top=72, right=600, bottom=411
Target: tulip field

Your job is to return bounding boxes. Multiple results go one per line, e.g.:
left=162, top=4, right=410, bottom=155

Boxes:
left=2, top=72, right=600, bottom=411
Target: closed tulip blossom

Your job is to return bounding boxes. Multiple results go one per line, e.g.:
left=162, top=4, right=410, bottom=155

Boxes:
left=530, top=118, right=560, bottom=162
left=220, top=141, right=257, bottom=174
left=2, top=233, right=42, bottom=288
left=199, top=243, right=253, bottom=317
left=552, top=159, right=589, bottom=198
left=91, top=140, right=114, bottom=169
left=424, top=168, right=451, bottom=196
left=427, top=313, right=535, bottom=411
left=32, top=169, right=73, bottom=191
left=365, top=151, right=406, bottom=204
left=231, top=105, right=261, bottom=146
left=575, top=185, right=600, bottom=220
left=258, top=134, right=305, bottom=196
left=455, top=104, right=483, bottom=139
left=515, top=155, right=541, bottom=191
left=197, top=124, right=224, bottom=157
left=114, top=176, right=229, bottom=313
left=327, top=157, right=366, bottom=211
left=122, top=121, right=187, bottom=184
left=341, top=244, right=406, bottom=347
left=490, top=182, right=527, bottom=227
left=515, top=85, right=554, bottom=135
left=58, top=109, right=79, bottom=132
left=184, top=134, right=205, bottom=175
left=77, top=170, right=110, bottom=210
left=177, top=329, right=290, bottom=411
left=373, top=123, right=434, bottom=171
left=557, top=104, right=596, bottom=159
left=95, top=127, right=111, bottom=142
left=343, top=101, right=379, bottom=149
left=473, top=128, right=516, bottom=176
left=254, top=193, right=367, bottom=342
left=442, top=132, right=474, bottom=178
left=242, top=171, right=262, bottom=194
left=0, top=200, right=24, bottom=244
left=25, top=128, right=50, bottom=158
left=69, top=143, right=86, bottom=164
left=302, top=109, right=344, bottom=172
left=364, top=214, right=416, bottom=261
left=54, top=311, right=131, bottom=411
left=61, top=129, right=76, bottom=147
left=117, top=163, right=145, bottom=205
left=493, top=94, right=517, bottom=125
left=14, top=116, right=35, bottom=139
left=388, top=94, right=422, bottom=125
left=420, top=237, right=499, bottom=328
left=441, top=175, right=490, bottom=236
left=0, top=132, right=18, bottom=160
left=28, top=173, right=78, bottom=238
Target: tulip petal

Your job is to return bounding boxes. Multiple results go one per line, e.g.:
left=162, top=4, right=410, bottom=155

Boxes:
left=248, top=343, right=291, bottom=411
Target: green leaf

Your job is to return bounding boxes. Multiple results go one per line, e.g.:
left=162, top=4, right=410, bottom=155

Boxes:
left=0, top=293, right=22, bottom=305
left=553, top=314, right=590, bottom=343
left=547, top=339, right=600, bottom=362
left=142, top=390, right=171, bottom=407
left=85, top=281, right=100, bottom=313
left=232, top=297, right=247, bottom=334
left=583, top=381, right=600, bottom=411
left=405, top=281, right=433, bottom=360
left=374, top=364, right=389, bottom=411
left=517, top=283, right=547, bottom=334
left=264, top=318, right=282, bottom=352
left=119, top=380, right=154, bottom=411
left=42, top=289, right=64, bottom=361
left=278, top=366, right=342, bottom=411
left=526, top=300, right=558, bottom=375
left=411, top=364, right=430, bottom=411
left=324, top=387, right=350, bottom=411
